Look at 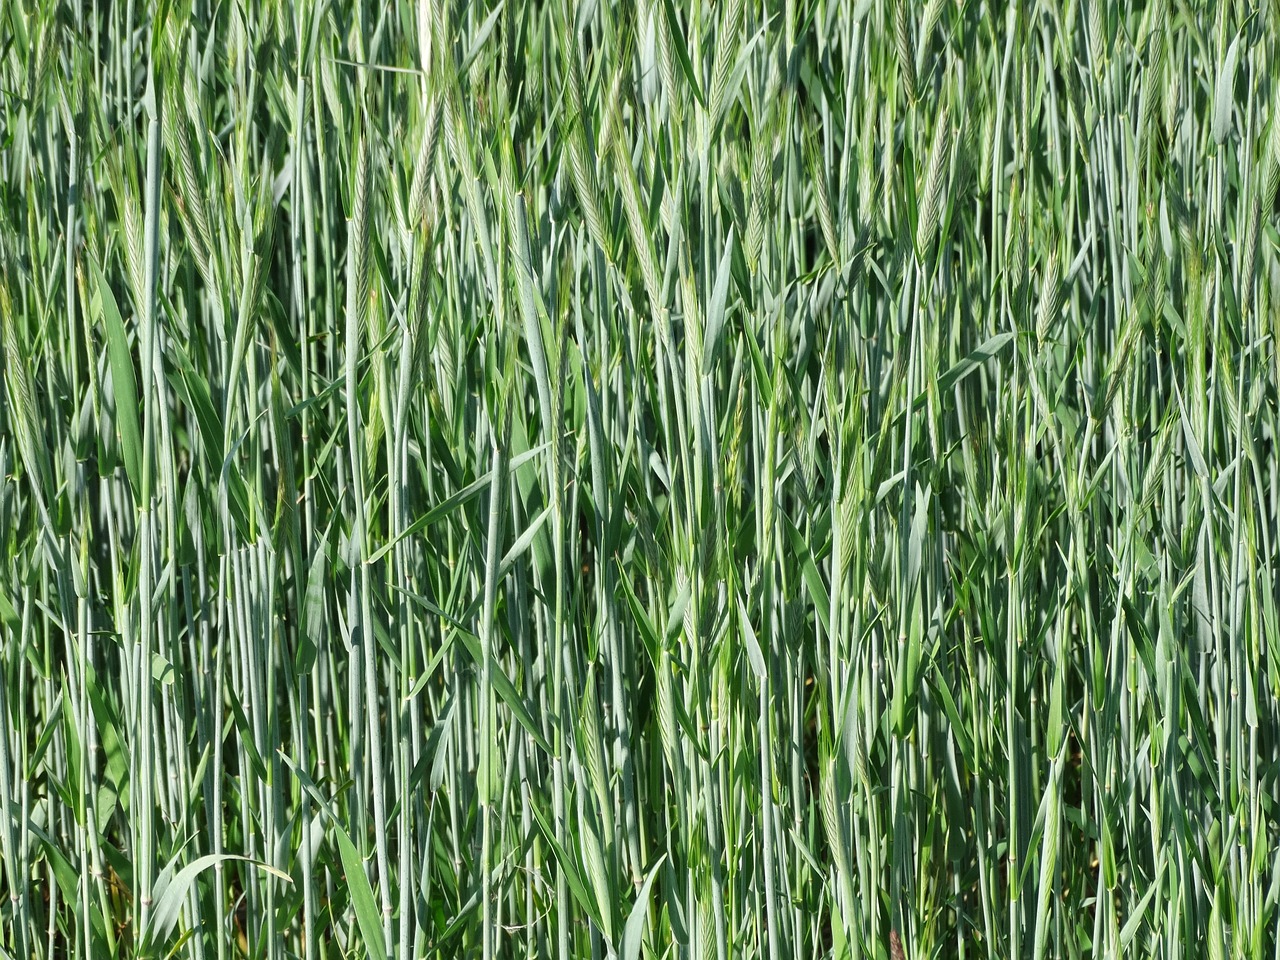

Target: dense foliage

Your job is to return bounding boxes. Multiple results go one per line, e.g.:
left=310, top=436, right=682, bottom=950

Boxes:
left=1, top=0, right=1279, bottom=957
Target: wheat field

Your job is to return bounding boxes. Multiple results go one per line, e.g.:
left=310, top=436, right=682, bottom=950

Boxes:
left=1, top=0, right=1279, bottom=957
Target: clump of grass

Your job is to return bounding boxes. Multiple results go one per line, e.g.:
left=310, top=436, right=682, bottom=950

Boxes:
left=1, top=1, right=1279, bottom=959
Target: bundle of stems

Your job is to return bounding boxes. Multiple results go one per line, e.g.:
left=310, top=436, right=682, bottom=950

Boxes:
left=1, top=0, right=1278, bottom=957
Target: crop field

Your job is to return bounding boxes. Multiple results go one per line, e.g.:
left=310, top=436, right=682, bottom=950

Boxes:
left=1, top=0, right=1279, bottom=957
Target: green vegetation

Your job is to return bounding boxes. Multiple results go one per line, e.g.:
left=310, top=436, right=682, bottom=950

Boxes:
left=1, top=0, right=1279, bottom=957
